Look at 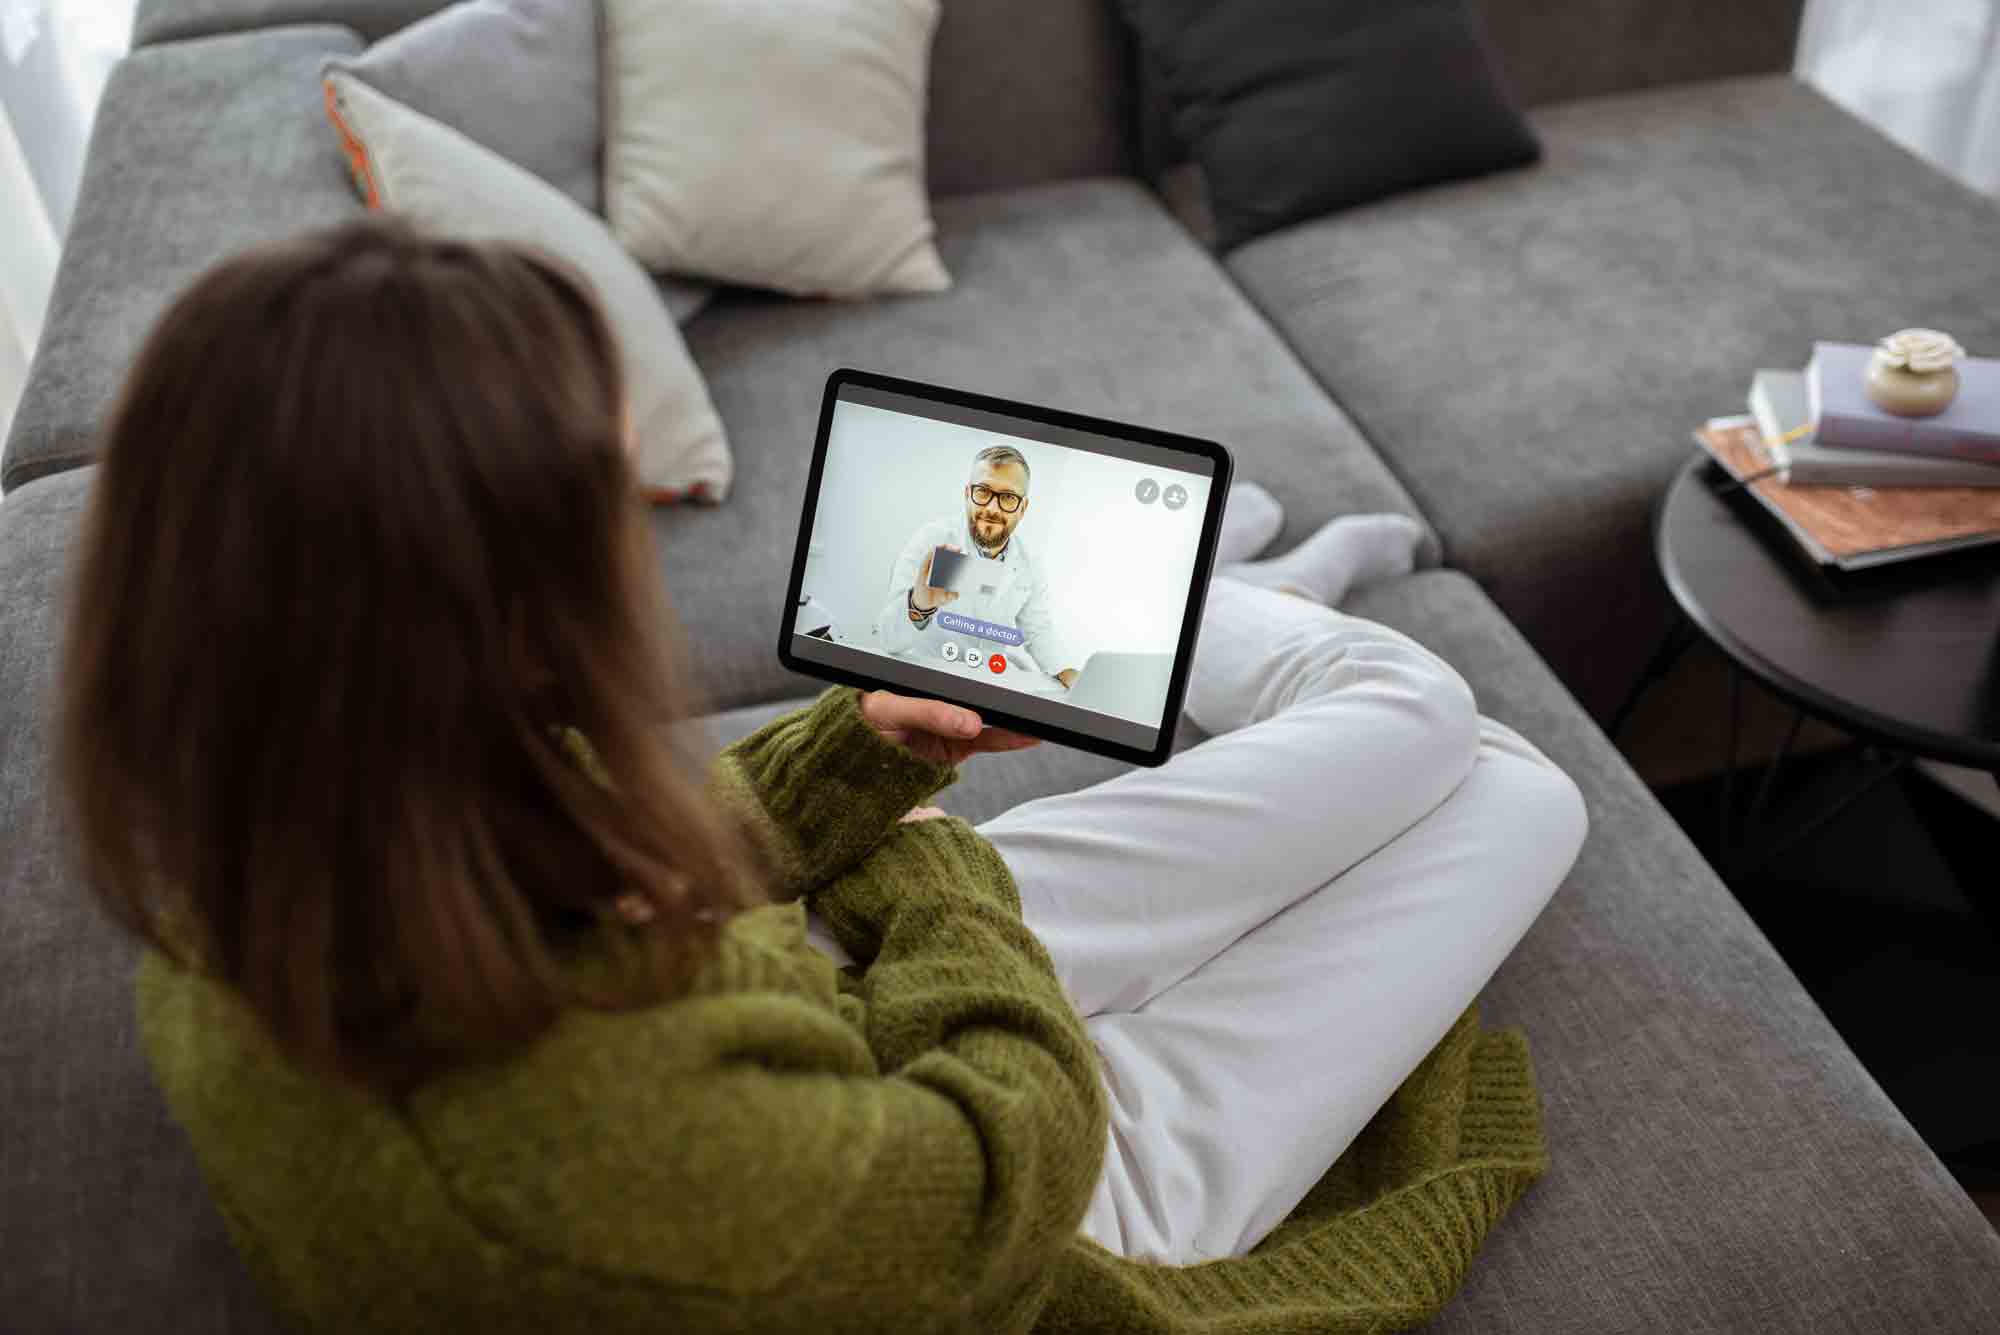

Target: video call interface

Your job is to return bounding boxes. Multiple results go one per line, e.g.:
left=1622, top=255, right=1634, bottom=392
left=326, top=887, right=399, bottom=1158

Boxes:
left=790, top=383, right=1217, bottom=750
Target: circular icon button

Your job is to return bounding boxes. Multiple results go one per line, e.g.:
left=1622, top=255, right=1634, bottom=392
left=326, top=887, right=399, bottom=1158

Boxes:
left=1162, top=483, right=1188, bottom=511
left=1134, top=478, right=1161, bottom=505
left=987, top=653, right=1007, bottom=674
left=941, top=642, right=960, bottom=662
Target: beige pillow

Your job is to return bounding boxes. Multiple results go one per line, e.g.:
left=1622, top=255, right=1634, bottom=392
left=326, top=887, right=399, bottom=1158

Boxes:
left=323, top=70, right=732, bottom=503
left=601, top=0, right=951, bottom=298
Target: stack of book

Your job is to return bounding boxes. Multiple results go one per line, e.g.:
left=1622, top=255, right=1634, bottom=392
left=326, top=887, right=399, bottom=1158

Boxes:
left=1695, top=340, right=2000, bottom=570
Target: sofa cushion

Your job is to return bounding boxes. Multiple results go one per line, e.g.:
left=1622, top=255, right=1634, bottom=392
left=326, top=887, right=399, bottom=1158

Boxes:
left=924, top=0, right=1134, bottom=197
left=1471, top=0, right=1804, bottom=112
left=657, top=176, right=1437, bottom=714
left=1337, top=571, right=2000, bottom=1332
left=0, top=470, right=285, bottom=1334
left=1225, top=74, right=2000, bottom=721
left=2, top=25, right=364, bottom=493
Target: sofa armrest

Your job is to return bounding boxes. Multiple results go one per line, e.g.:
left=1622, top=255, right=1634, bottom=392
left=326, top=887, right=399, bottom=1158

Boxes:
left=1473, top=0, right=1805, bottom=110
left=2, top=25, right=364, bottom=493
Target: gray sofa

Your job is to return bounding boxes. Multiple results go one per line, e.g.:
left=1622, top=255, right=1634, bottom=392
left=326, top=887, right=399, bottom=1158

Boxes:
left=6, top=1, right=2000, bottom=1331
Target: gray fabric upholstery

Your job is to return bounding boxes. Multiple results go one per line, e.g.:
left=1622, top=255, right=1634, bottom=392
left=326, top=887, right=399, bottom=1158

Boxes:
left=133, top=0, right=445, bottom=45
left=658, top=177, right=1436, bottom=715
left=1472, top=0, right=1805, bottom=110
left=0, top=470, right=285, bottom=1335
left=7, top=500, right=1998, bottom=1332
left=2, top=26, right=364, bottom=493
left=132, top=0, right=1133, bottom=197
left=1335, top=570, right=2000, bottom=1332
left=7, top=13, right=1142, bottom=491
left=10, top=9, right=1999, bottom=1326
left=125, top=0, right=1801, bottom=188
left=1226, top=75, right=2000, bottom=722
left=706, top=569, right=2000, bottom=1332
left=925, top=0, right=1133, bottom=197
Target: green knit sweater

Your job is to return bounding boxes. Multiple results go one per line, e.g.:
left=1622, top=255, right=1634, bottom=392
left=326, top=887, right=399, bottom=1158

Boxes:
left=139, top=687, right=1547, bottom=1334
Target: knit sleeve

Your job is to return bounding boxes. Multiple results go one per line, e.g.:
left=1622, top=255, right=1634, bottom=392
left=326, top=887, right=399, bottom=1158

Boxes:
left=421, top=818, right=1107, bottom=1325
left=780, top=816, right=1107, bottom=1314
left=709, top=686, right=956, bottom=899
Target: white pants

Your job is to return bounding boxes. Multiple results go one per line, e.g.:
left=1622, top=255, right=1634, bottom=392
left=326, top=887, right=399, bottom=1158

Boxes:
left=810, top=576, right=1588, bottom=1265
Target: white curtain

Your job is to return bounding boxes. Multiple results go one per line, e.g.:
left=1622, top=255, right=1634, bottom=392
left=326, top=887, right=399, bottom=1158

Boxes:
left=1, top=103, right=54, bottom=450
left=1, top=0, right=132, bottom=461
left=1797, top=0, right=2000, bottom=197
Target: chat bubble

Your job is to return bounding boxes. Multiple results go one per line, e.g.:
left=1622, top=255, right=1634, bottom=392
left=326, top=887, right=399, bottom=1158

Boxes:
left=938, top=612, right=1024, bottom=646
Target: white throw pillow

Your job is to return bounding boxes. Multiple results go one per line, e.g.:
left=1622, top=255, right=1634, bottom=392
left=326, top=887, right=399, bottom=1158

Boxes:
left=323, top=70, right=732, bottom=503
left=601, top=0, right=951, bottom=298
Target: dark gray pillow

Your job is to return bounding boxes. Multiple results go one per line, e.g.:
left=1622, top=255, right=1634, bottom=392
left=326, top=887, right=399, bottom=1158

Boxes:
left=1117, top=0, right=1541, bottom=252
left=326, top=0, right=603, bottom=213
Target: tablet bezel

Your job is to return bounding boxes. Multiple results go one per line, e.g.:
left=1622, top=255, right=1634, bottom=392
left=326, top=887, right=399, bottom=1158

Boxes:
left=777, top=368, right=1234, bottom=768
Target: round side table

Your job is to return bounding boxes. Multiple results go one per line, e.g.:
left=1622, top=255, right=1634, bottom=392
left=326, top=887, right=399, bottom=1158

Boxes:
left=1626, top=455, right=2000, bottom=874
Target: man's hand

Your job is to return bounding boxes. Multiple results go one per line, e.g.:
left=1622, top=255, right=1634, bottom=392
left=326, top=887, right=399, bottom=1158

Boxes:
left=1055, top=668, right=1079, bottom=689
left=860, top=690, right=1041, bottom=767
left=909, top=545, right=963, bottom=616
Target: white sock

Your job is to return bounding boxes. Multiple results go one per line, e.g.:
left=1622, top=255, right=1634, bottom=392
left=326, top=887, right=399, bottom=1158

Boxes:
left=1214, top=482, right=1285, bottom=565
left=1218, top=513, right=1425, bottom=606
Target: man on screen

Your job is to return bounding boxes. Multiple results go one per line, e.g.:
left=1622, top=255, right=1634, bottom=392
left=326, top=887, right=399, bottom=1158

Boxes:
left=873, top=444, right=1080, bottom=687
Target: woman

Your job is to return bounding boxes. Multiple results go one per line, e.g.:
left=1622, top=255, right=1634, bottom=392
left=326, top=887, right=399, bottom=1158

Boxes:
left=60, top=218, right=1586, bottom=1333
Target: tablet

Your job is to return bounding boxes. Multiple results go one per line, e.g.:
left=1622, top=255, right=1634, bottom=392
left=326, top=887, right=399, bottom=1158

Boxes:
left=779, top=369, right=1233, bottom=767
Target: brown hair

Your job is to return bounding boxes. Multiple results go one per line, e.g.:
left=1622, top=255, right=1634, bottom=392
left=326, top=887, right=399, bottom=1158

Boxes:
left=58, top=217, right=764, bottom=1094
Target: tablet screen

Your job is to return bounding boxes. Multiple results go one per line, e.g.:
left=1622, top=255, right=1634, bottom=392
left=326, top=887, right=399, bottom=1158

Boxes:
left=784, top=377, right=1222, bottom=757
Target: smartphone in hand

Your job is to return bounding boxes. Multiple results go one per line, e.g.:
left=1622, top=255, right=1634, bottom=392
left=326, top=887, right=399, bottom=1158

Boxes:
left=926, top=545, right=969, bottom=593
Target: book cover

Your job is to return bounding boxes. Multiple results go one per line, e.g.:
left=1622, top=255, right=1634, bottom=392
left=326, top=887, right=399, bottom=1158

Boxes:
left=1694, top=416, right=2000, bottom=570
left=1808, top=341, right=2000, bottom=462
left=1751, top=369, right=2000, bottom=488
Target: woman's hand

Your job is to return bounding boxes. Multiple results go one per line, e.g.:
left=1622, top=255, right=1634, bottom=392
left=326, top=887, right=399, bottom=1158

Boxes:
left=859, top=690, right=1041, bottom=767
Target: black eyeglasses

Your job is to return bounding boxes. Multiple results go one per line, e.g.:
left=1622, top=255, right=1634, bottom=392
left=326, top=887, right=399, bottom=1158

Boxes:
left=968, top=483, right=1026, bottom=513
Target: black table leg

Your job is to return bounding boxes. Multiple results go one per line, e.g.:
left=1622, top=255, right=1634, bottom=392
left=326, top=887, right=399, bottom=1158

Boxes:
left=1609, top=615, right=1701, bottom=741
left=1731, top=748, right=1913, bottom=884
left=1718, top=659, right=1744, bottom=869
left=1739, top=705, right=1807, bottom=860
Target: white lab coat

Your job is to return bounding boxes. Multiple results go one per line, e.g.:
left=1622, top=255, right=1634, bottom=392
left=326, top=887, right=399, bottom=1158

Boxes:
left=872, top=516, right=1073, bottom=678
